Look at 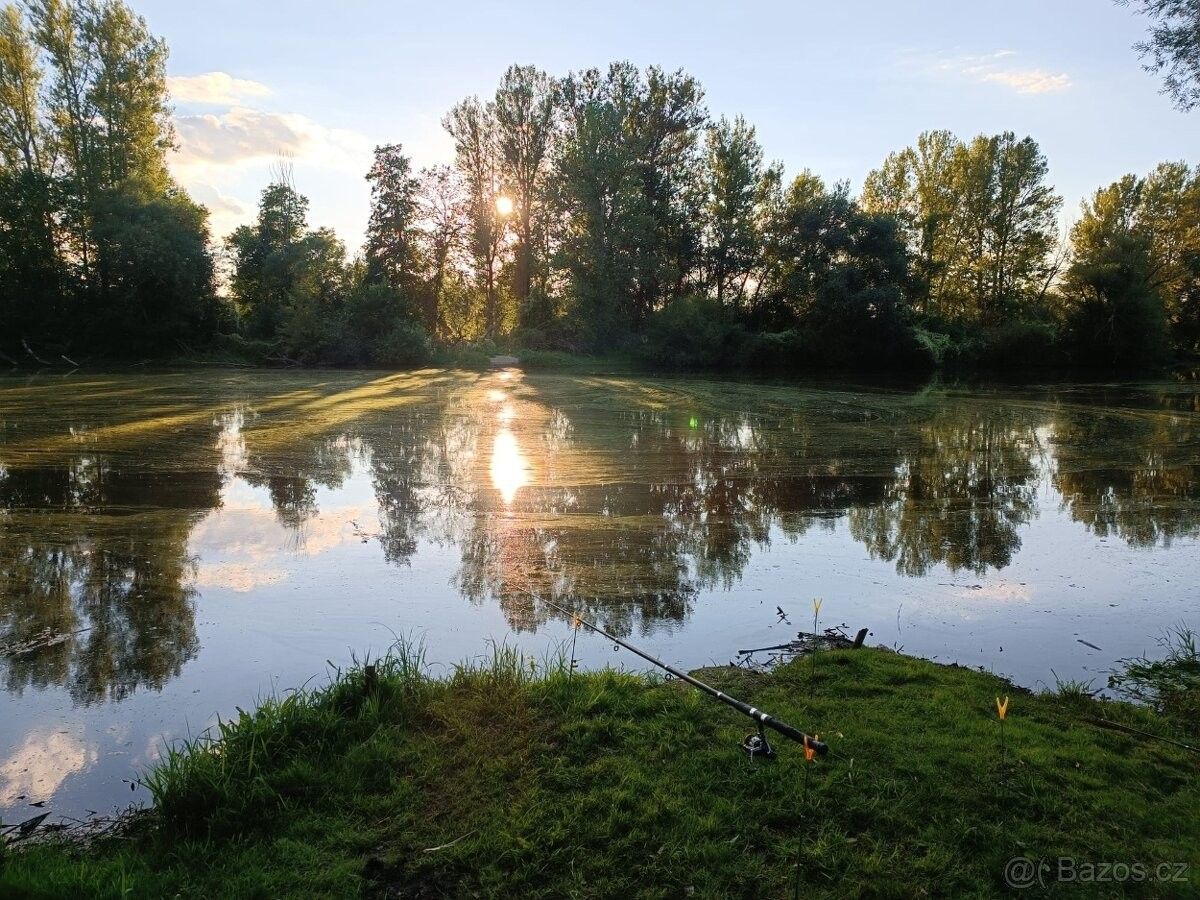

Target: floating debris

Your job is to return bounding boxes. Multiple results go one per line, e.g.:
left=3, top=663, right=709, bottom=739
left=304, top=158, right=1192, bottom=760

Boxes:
left=0, top=627, right=89, bottom=658
left=0, top=806, right=145, bottom=849
left=736, top=624, right=871, bottom=669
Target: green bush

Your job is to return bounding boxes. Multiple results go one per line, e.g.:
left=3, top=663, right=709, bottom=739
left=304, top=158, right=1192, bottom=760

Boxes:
left=973, top=321, right=1059, bottom=371
left=370, top=320, right=432, bottom=367
left=432, top=344, right=493, bottom=370
left=344, top=282, right=409, bottom=346
left=212, top=332, right=278, bottom=364
left=1109, top=625, right=1200, bottom=734
left=1061, top=229, right=1172, bottom=371
left=906, top=319, right=1057, bottom=373
left=911, top=326, right=954, bottom=369
left=637, top=295, right=740, bottom=370
left=734, top=329, right=804, bottom=370
left=278, top=295, right=352, bottom=365
left=517, top=349, right=577, bottom=370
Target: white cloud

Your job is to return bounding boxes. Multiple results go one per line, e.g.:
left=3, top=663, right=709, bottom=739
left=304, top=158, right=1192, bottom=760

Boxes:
left=169, top=103, right=376, bottom=240
left=187, top=182, right=250, bottom=218
left=173, top=107, right=307, bottom=169
left=164, top=71, right=389, bottom=243
left=981, top=69, right=1072, bottom=95
left=172, top=107, right=374, bottom=180
left=0, top=729, right=97, bottom=805
left=960, top=582, right=1034, bottom=602
left=192, top=560, right=289, bottom=592
left=169, top=71, right=272, bottom=105
left=925, top=50, right=1072, bottom=95
left=184, top=182, right=254, bottom=239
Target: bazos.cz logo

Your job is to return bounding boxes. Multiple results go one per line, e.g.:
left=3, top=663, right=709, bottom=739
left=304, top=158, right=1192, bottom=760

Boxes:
left=1004, top=856, right=1191, bottom=889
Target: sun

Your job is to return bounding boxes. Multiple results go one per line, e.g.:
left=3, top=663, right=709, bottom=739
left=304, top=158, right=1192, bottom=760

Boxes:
left=494, top=195, right=514, bottom=216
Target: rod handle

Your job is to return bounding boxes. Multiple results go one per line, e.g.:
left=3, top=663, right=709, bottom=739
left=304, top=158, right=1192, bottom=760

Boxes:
left=766, top=718, right=829, bottom=755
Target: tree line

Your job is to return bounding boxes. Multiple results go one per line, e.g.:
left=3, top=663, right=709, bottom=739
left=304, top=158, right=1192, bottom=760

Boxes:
left=1, top=0, right=1197, bottom=371
left=0, top=0, right=217, bottom=360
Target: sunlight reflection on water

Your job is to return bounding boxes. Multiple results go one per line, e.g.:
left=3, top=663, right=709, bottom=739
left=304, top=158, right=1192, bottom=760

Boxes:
left=491, top=428, right=529, bottom=505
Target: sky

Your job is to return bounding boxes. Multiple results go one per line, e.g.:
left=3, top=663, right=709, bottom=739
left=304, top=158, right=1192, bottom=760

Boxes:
left=141, top=0, right=1200, bottom=248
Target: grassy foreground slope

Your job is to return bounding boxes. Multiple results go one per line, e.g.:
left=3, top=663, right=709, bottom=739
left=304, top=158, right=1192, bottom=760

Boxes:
left=2, top=646, right=1197, bottom=898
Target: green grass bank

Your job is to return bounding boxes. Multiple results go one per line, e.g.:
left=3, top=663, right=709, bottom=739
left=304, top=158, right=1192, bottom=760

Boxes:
left=2, top=643, right=1197, bottom=898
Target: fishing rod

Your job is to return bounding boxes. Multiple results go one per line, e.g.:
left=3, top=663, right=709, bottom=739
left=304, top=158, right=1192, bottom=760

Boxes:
left=541, top=597, right=828, bottom=760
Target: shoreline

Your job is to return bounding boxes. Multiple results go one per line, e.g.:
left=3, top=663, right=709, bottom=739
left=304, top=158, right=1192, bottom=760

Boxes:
left=3, top=641, right=1195, bottom=897
left=1, top=346, right=1196, bottom=382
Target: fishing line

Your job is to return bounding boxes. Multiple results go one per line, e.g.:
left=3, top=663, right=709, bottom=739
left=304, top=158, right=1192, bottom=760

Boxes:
left=531, top=592, right=828, bottom=759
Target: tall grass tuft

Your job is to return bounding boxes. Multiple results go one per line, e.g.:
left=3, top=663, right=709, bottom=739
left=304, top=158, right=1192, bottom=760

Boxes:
left=142, top=638, right=431, bottom=838
left=1109, top=623, right=1200, bottom=733
left=1047, top=669, right=1098, bottom=704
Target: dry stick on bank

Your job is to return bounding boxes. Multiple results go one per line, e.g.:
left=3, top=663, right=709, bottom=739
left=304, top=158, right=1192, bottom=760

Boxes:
left=737, top=624, right=869, bottom=669
left=21, top=339, right=52, bottom=366
left=422, top=830, right=477, bottom=853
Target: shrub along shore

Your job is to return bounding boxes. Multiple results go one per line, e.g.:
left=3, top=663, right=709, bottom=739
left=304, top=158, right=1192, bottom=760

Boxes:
left=1, top=640, right=1197, bottom=898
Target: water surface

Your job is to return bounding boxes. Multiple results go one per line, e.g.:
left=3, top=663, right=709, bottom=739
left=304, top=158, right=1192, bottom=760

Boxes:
left=1, top=369, right=1198, bottom=822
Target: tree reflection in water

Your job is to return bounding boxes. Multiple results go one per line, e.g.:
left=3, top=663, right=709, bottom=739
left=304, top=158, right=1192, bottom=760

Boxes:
left=0, top=461, right=220, bottom=703
left=2, top=371, right=1199, bottom=700
left=848, top=411, right=1043, bottom=576
left=1053, top=393, right=1200, bottom=547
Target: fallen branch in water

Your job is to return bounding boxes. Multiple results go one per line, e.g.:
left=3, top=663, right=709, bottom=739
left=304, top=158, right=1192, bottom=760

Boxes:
left=0, top=627, right=90, bottom=657
left=21, top=338, right=52, bottom=365
left=0, top=805, right=146, bottom=849
left=1, top=812, right=50, bottom=842
left=737, top=625, right=869, bottom=668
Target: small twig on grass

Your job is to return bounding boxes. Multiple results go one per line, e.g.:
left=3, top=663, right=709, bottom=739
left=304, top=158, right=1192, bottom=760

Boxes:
left=422, top=829, right=477, bottom=853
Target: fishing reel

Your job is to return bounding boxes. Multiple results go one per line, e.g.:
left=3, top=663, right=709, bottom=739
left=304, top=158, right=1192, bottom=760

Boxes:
left=741, top=724, right=776, bottom=760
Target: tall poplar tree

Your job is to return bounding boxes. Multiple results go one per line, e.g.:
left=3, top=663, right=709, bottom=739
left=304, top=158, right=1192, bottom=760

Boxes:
left=493, top=64, right=556, bottom=324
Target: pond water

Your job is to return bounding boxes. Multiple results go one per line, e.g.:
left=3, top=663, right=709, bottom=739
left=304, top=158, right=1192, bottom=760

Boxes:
left=1, top=369, right=1198, bottom=824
